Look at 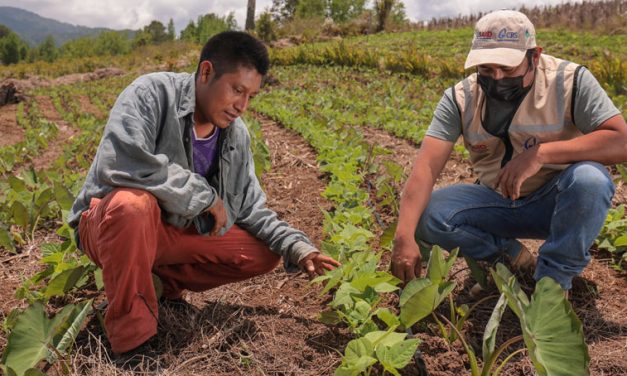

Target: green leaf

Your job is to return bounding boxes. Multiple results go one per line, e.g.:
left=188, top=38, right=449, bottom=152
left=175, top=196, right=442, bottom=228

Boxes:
left=522, top=277, right=589, bottom=376
left=10, top=201, right=30, bottom=228
left=0, top=225, right=16, bottom=253
left=464, top=255, right=488, bottom=289
left=319, top=310, right=342, bottom=325
left=376, top=338, right=420, bottom=373
left=53, top=182, right=75, bottom=211
left=94, top=268, right=104, bottom=291
left=335, top=337, right=377, bottom=376
left=375, top=308, right=400, bottom=329
left=364, top=330, right=407, bottom=347
left=34, top=188, right=54, bottom=209
left=380, top=221, right=397, bottom=250
left=7, top=176, right=26, bottom=192
left=48, top=300, right=93, bottom=362
left=482, top=293, right=507, bottom=363
left=43, top=266, right=87, bottom=299
left=491, top=263, right=529, bottom=319
left=400, top=280, right=455, bottom=327
left=1, top=301, right=91, bottom=375
left=613, top=234, right=627, bottom=247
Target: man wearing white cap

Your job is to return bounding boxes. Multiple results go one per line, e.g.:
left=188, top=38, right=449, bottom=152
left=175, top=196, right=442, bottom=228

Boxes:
left=391, top=10, right=627, bottom=292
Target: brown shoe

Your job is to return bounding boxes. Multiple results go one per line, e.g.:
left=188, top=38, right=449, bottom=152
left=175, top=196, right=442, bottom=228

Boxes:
left=511, top=244, right=536, bottom=271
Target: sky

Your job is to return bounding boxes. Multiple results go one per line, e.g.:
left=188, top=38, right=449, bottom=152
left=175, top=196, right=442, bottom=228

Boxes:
left=2, top=0, right=584, bottom=34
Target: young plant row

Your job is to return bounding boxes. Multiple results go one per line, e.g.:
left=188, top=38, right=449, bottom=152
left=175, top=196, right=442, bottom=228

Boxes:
left=254, top=67, right=592, bottom=375
left=254, top=86, right=450, bottom=374
left=0, top=76, right=132, bottom=375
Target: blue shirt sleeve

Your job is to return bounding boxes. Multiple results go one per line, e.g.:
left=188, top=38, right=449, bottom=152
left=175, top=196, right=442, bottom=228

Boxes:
left=573, top=67, right=621, bottom=134
left=425, top=87, right=462, bottom=143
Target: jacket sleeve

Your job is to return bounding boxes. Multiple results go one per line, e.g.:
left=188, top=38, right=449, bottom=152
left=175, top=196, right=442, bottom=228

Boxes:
left=235, top=138, right=318, bottom=271
left=95, top=83, right=218, bottom=218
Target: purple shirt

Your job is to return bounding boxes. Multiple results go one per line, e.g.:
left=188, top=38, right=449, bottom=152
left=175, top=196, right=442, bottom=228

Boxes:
left=192, top=127, right=220, bottom=177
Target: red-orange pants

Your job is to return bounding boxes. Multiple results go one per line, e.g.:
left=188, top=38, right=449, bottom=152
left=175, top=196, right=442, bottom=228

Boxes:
left=78, top=188, right=280, bottom=353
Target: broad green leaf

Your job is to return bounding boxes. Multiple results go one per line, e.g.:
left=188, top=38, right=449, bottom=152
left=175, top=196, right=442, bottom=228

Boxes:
left=399, top=278, right=431, bottom=306
left=482, top=293, right=507, bottom=362
left=48, top=300, right=93, bottom=362
left=613, top=234, right=627, bottom=247
left=400, top=281, right=456, bottom=327
left=94, top=268, right=104, bottom=291
left=336, top=337, right=376, bottom=376
left=464, top=255, right=488, bottom=289
left=0, top=225, right=16, bottom=253
left=376, top=338, right=420, bottom=373
left=522, top=277, right=589, bottom=376
left=53, top=182, right=75, bottom=211
left=34, top=188, right=54, bottom=209
left=43, top=266, right=86, bottom=299
left=7, top=176, right=26, bottom=192
left=375, top=308, right=400, bottom=329
left=364, top=330, right=407, bottom=347
left=380, top=221, right=397, bottom=250
left=1, top=302, right=75, bottom=375
left=10, top=202, right=30, bottom=228
left=319, top=310, right=342, bottom=325
left=491, top=263, right=529, bottom=319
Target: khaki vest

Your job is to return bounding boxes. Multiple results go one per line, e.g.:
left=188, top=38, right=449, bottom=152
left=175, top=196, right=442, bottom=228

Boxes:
left=454, top=54, right=582, bottom=197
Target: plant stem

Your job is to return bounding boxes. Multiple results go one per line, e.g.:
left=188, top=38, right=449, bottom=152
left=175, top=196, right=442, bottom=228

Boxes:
left=492, top=348, right=526, bottom=376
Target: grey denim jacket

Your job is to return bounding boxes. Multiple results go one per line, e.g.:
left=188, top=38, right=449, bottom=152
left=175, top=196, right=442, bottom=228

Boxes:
left=69, top=72, right=316, bottom=270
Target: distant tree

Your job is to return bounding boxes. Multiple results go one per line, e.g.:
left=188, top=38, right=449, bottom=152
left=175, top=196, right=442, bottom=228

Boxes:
left=144, top=20, right=170, bottom=43
left=256, top=11, right=277, bottom=42
left=390, top=0, right=406, bottom=24
left=296, top=0, right=326, bottom=19
left=95, top=31, right=130, bottom=55
left=246, top=0, right=256, bottom=30
left=374, top=0, right=394, bottom=32
left=167, top=18, right=176, bottom=40
left=179, top=20, right=197, bottom=41
left=329, top=0, right=366, bottom=23
left=0, top=32, right=29, bottom=65
left=180, top=13, right=237, bottom=44
left=37, top=35, right=58, bottom=63
left=271, top=0, right=298, bottom=21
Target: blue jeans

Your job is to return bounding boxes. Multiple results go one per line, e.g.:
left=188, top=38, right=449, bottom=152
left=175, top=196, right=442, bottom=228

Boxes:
left=416, top=162, right=614, bottom=290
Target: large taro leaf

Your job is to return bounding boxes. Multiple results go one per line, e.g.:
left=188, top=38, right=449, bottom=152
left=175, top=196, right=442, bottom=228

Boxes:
left=522, top=277, right=589, bottom=376
left=425, top=246, right=458, bottom=284
left=400, top=279, right=456, bottom=327
left=492, top=264, right=589, bottom=376
left=491, top=263, right=529, bottom=319
left=399, top=246, right=458, bottom=327
left=1, top=300, right=93, bottom=376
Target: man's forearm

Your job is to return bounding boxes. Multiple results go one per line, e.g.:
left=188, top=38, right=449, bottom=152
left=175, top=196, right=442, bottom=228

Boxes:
left=394, top=165, right=437, bottom=243
left=537, top=115, right=627, bottom=166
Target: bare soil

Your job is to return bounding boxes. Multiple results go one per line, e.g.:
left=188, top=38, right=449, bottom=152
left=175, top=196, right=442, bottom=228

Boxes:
left=0, top=103, right=23, bottom=148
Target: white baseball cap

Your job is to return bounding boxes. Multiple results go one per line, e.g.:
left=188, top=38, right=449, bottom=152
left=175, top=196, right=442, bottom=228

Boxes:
left=464, top=10, right=537, bottom=69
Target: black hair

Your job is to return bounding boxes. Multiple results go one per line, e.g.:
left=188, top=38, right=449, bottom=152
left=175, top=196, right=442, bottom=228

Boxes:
left=197, top=31, right=269, bottom=78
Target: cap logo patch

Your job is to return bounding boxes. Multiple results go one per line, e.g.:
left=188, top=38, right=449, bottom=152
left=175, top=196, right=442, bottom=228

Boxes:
left=476, top=31, right=493, bottom=39
left=497, top=28, right=519, bottom=41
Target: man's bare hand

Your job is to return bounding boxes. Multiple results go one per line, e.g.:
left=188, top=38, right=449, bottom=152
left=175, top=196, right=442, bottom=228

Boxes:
left=205, top=197, right=227, bottom=236
left=391, top=237, right=422, bottom=285
left=496, top=146, right=543, bottom=200
left=299, top=252, right=341, bottom=279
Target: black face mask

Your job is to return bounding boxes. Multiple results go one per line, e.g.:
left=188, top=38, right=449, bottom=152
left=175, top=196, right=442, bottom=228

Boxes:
left=477, top=73, right=531, bottom=102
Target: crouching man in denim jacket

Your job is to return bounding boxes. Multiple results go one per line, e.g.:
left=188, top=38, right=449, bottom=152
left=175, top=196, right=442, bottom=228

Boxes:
left=69, top=31, right=339, bottom=355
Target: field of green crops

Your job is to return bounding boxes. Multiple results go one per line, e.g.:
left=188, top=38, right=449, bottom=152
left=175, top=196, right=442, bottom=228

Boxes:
left=0, top=27, right=626, bottom=375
